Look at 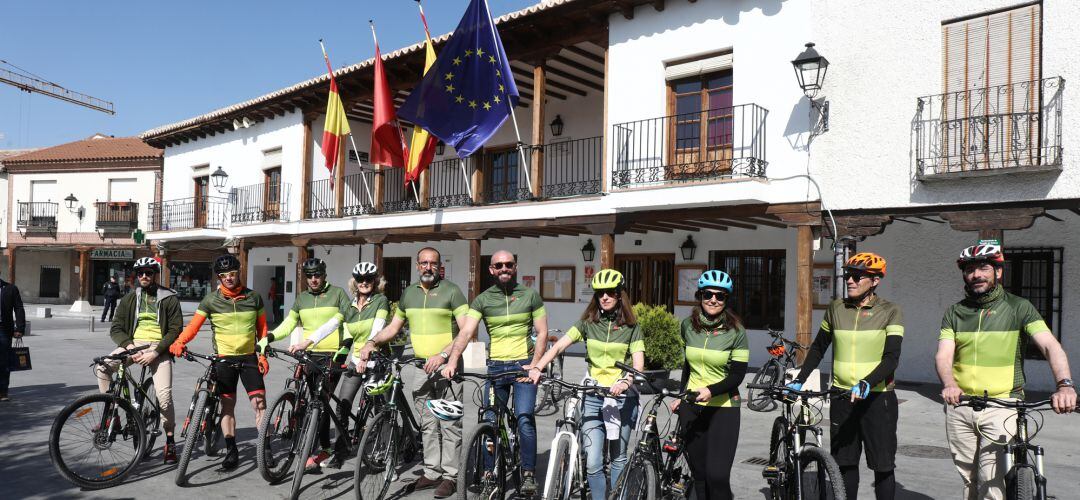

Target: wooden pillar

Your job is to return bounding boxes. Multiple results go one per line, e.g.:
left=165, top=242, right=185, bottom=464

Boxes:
left=979, top=229, right=1004, bottom=244
left=795, top=225, right=814, bottom=364
left=530, top=64, right=546, bottom=199
left=458, top=230, right=489, bottom=301
left=293, top=238, right=310, bottom=292
left=600, top=233, right=615, bottom=270
left=366, top=234, right=387, bottom=271
left=157, top=252, right=171, bottom=287
left=601, top=44, right=609, bottom=193
left=237, top=238, right=249, bottom=285
left=6, top=246, right=15, bottom=284
left=471, top=158, right=485, bottom=205
left=300, top=117, right=314, bottom=219
left=373, top=164, right=386, bottom=213
left=419, top=169, right=431, bottom=210
left=335, top=140, right=346, bottom=218
left=78, top=247, right=92, bottom=301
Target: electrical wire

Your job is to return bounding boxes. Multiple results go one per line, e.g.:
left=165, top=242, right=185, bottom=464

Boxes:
left=766, top=173, right=839, bottom=249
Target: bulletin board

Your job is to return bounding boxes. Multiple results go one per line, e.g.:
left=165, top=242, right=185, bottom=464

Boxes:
left=812, top=263, right=834, bottom=309
left=674, top=264, right=707, bottom=306
left=540, top=266, right=576, bottom=302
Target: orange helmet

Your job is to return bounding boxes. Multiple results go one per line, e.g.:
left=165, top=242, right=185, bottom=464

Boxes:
left=844, top=252, right=887, bottom=277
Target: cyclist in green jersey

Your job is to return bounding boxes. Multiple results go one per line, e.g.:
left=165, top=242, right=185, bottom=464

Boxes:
left=441, top=250, right=549, bottom=496
left=792, top=252, right=902, bottom=500
left=170, top=254, right=270, bottom=470
left=357, top=247, right=469, bottom=499
left=936, top=244, right=1075, bottom=500
left=528, top=269, right=644, bottom=500
left=256, top=257, right=360, bottom=471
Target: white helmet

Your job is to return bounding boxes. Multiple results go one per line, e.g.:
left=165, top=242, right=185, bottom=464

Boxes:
left=134, top=257, right=160, bottom=272
left=426, top=399, right=464, bottom=421
left=352, top=261, right=378, bottom=279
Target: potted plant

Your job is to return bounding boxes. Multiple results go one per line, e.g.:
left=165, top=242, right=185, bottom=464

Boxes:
left=633, top=303, right=683, bottom=394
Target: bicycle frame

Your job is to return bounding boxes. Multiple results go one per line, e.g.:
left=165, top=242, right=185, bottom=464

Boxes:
left=178, top=358, right=221, bottom=440
left=541, top=379, right=615, bottom=500
left=1005, top=407, right=1047, bottom=500
left=103, top=359, right=161, bottom=444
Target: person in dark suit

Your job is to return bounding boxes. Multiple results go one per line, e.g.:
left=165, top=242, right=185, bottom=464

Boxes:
left=0, top=278, right=27, bottom=401
left=101, top=275, right=122, bottom=322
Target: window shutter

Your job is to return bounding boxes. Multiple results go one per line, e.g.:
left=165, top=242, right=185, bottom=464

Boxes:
left=665, top=52, right=733, bottom=81
left=942, top=3, right=1040, bottom=94
left=262, top=147, right=283, bottom=169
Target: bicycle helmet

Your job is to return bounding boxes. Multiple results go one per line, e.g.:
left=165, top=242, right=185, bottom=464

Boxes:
left=697, top=270, right=733, bottom=293
left=957, top=244, right=1005, bottom=269
left=352, top=261, right=378, bottom=279
left=426, top=399, right=464, bottom=421
left=302, top=257, right=327, bottom=276
left=844, top=252, right=887, bottom=277
left=133, top=256, right=160, bottom=272
left=363, top=371, right=395, bottom=397
left=213, top=254, right=240, bottom=273
left=591, top=269, right=624, bottom=291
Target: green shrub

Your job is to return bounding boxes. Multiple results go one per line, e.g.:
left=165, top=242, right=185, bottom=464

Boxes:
left=388, top=301, right=409, bottom=346
left=633, top=303, right=683, bottom=371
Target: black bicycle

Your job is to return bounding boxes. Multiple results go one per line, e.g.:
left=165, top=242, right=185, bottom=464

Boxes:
left=174, top=350, right=254, bottom=486
left=457, top=369, right=530, bottom=500
left=533, top=329, right=567, bottom=416
left=49, top=345, right=161, bottom=489
left=747, top=383, right=847, bottom=500
left=609, top=362, right=698, bottom=500
left=957, top=394, right=1078, bottom=500
left=747, top=328, right=807, bottom=412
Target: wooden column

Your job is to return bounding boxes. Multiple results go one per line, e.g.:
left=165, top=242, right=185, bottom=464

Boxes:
left=300, top=117, right=314, bottom=219
left=373, top=164, right=386, bottom=213
left=979, top=229, right=1004, bottom=244
left=459, top=230, right=489, bottom=301
left=237, top=239, right=249, bottom=285
left=601, top=44, right=609, bottom=193
left=419, top=170, right=431, bottom=210
left=366, top=234, right=387, bottom=270
left=470, top=158, right=485, bottom=205
left=600, top=233, right=615, bottom=270
left=530, top=64, right=546, bottom=199
left=6, top=246, right=15, bottom=284
left=293, top=238, right=310, bottom=292
left=335, top=140, right=346, bottom=218
left=157, top=252, right=171, bottom=287
left=78, top=247, right=92, bottom=301
left=795, top=225, right=813, bottom=363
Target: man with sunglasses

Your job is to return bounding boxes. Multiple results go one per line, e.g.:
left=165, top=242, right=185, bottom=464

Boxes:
left=357, top=247, right=469, bottom=498
left=257, top=257, right=360, bottom=470
left=97, top=256, right=183, bottom=463
left=440, top=250, right=548, bottom=496
left=170, top=254, right=270, bottom=470
left=791, top=252, right=903, bottom=500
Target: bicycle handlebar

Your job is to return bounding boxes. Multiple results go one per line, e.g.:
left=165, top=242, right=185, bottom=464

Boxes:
left=613, top=361, right=698, bottom=400
left=92, top=344, right=151, bottom=365
left=455, top=370, right=528, bottom=382
left=181, top=350, right=258, bottom=369
left=266, top=347, right=360, bottom=377
left=766, top=328, right=809, bottom=351
left=540, top=377, right=619, bottom=397
left=958, top=394, right=1078, bottom=412
left=746, top=382, right=848, bottom=400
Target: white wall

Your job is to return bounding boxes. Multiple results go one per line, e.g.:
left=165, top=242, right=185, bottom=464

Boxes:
left=247, top=246, right=298, bottom=313
left=9, top=169, right=157, bottom=234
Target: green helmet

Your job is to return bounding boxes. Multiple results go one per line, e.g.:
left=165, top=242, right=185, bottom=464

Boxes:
left=301, top=258, right=326, bottom=276
left=591, top=269, right=624, bottom=290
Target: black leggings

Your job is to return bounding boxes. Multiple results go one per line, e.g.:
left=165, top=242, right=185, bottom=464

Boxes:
left=679, top=405, right=740, bottom=500
left=315, top=370, right=342, bottom=450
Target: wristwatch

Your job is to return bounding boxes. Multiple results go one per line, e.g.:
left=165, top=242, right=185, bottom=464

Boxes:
left=440, top=351, right=450, bottom=360
left=1057, top=378, right=1074, bottom=389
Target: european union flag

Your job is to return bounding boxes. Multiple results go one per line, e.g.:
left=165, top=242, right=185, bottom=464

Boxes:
left=397, top=0, right=519, bottom=158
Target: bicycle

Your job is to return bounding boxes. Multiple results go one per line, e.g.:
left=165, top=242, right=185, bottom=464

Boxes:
left=352, top=351, right=425, bottom=500
left=174, top=350, right=254, bottom=486
left=957, top=394, right=1079, bottom=500
left=608, top=361, right=699, bottom=500
left=747, top=328, right=808, bottom=412
left=534, top=329, right=567, bottom=416
left=747, top=382, right=847, bottom=500
left=540, top=376, right=619, bottom=500
left=456, top=369, right=530, bottom=500
left=49, top=345, right=161, bottom=489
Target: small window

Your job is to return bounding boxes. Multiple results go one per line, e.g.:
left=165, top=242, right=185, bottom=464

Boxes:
left=39, top=266, right=61, bottom=298
left=1002, top=247, right=1062, bottom=359
left=709, top=250, right=786, bottom=330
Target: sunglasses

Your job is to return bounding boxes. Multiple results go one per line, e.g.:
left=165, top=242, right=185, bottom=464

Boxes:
left=699, top=290, right=728, bottom=301
left=491, top=261, right=516, bottom=270
left=354, top=274, right=376, bottom=283
left=305, top=273, right=325, bottom=279
left=843, top=272, right=871, bottom=282
left=135, top=270, right=157, bottom=278
left=595, top=289, right=619, bottom=298
left=217, top=271, right=238, bottom=279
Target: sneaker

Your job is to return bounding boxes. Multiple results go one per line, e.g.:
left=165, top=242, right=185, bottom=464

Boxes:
left=326, top=453, right=346, bottom=470
left=520, top=471, right=538, bottom=497
left=221, top=447, right=239, bottom=470
left=163, top=444, right=178, bottom=464
left=0, top=393, right=9, bottom=402
left=410, top=475, right=441, bottom=492
left=434, top=479, right=457, bottom=499
left=305, top=450, right=331, bottom=471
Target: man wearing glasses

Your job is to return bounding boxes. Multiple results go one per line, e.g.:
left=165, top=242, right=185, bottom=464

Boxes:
left=441, top=250, right=549, bottom=496
left=257, top=257, right=360, bottom=470
left=790, top=252, right=903, bottom=500
left=358, top=247, right=469, bottom=498
left=170, top=254, right=269, bottom=470
left=97, top=256, right=183, bottom=463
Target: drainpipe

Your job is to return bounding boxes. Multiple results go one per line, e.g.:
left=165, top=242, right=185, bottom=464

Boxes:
left=833, top=236, right=856, bottom=300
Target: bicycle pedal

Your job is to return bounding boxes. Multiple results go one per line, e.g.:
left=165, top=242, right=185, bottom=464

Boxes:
left=662, top=440, right=680, bottom=454
left=761, top=465, right=781, bottom=480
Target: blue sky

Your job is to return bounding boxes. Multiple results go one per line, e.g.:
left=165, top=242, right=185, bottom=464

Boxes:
left=0, top=0, right=535, bottom=149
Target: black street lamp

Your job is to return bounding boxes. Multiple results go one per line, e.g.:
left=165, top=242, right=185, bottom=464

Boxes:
left=549, top=115, right=564, bottom=137
left=64, top=193, right=78, bottom=211
left=792, top=42, right=830, bottom=132
left=680, top=235, right=697, bottom=261
left=581, top=239, right=596, bottom=262
left=211, top=166, right=229, bottom=189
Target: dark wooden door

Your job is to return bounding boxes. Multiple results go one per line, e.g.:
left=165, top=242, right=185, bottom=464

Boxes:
left=383, top=257, right=412, bottom=303
left=616, top=253, right=675, bottom=311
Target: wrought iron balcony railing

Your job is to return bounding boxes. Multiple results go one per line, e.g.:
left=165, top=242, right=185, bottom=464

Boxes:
left=94, top=201, right=139, bottom=232
left=148, top=196, right=228, bottom=231
left=611, top=103, right=768, bottom=189
left=231, top=182, right=290, bottom=224
left=17, top=201, right=58, bottom=230
left=915, top=77, right=1064, bottom=177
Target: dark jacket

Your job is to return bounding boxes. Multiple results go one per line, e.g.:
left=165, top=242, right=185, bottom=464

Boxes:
left=0, top=279, right=26, bottom=336
left=110, top=285, right=183, bottom=355
left=102, top=281, right=122, bottom=299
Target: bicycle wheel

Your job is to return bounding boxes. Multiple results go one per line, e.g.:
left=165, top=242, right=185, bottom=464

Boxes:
left=49, top=393, right=147, bottom=489
left=766, top=417, right=790, bottom=500
left=203, top=400, right=221, bottom=457
left=543, top=434, right=576, bottom=500
left=797, top=445, right=845, bottom=500
left=459, top=421, right=500, bottom=499
left=747, top=360, right=780, bottom=412
left=1006, top=465, right=1035, bottom=500
left=610, top=456, right=657, bottom=500
left=660, top=451, right=693, bottom=500
left=290, top=405, right=321, bottom=500
left=258, top=389, right=303, bottom=483
left=354, top=411, right=399, bottom=500
left=138, top=377, right=161, bottom=458
left=175, top=391, right=209, bottom=486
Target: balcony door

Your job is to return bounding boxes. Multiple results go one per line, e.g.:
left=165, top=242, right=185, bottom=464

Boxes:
left=263, top=168, right=282, bottom=221
left=485, top=146, right=521, bottom=203
left=193, top=175, right=209, bottom=227
left=616, top=253, right=675, bottom=312
left=667, top=69, right=733, bottom=178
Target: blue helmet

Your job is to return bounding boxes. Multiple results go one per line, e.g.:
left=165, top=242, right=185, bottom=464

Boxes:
left=697, top=270, right=733, bottom=293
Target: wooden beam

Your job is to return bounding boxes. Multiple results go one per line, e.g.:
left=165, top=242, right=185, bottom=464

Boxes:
left=565, top=45, right=604, bottom=65
left=939, top=207, right=1043, bottom=232
left=739, top=216, right=789, bottom=229
left=703, top=218, right=758, bottom=230
left=543, top=64, right=604, bottom=92
left=511, top=65, right=587, bottom=97
left=684, top=220, right=730, bottom=231
left=627, top=223, right=674, bottom=233
left=647, top=221, right=702, bottom=232
left=550, top=55, right=605, bottom=81
left=1044, top=212, right=1064, bottom=222
left=514, top=77, right=566, bottom=100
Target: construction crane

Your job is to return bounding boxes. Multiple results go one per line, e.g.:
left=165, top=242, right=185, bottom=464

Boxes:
left=0, top=61, right=114, bottom=114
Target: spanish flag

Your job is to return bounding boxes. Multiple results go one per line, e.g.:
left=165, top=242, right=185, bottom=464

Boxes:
left=405, top=4, right=439, bottom=185
left=370, top=25, right=408, bottom=168
left=320, top=43, right=351, bottom=187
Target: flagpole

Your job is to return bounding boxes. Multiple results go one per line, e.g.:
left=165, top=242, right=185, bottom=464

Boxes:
left=481, top=0, right=533, bottom=198
left=370, top=20, right=422, bottom=206
left=318, top=39, right=340, bottom=189
left=347, top=133, right=376, bottom=207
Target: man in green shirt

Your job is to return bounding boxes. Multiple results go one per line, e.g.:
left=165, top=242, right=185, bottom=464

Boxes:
left=936, top=244, right=1075, bottom=500
left=358, top=247, right=468, bottom=499
left=441, top=250, right=548, bottom=495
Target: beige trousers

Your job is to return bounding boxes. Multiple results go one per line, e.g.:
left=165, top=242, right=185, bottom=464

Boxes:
left=409, top=362, right=462, bottom=481
left=95, top=340, right=175, bottom=433
left=945, top=403, right=1017, bottom=500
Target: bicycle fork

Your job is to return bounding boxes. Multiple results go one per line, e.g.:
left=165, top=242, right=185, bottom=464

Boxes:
left=542, top=430, right=580, bottom=500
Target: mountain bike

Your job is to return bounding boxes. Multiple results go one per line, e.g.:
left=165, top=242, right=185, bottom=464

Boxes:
left=353, top=351, right=425, bottom=500
left=540, top=377, right=617, bottom=500
left=747, top=383, right=847, bottom=500
left=957, top=394, right=1079, bottom=500
left=257, top=346, right=313, bottom=483
left=609, top=361, right=698, bottom=500
left=49, top=345, right=160, bottom=489
left=457, top=369, right=530, bottom=500
left=747, top=328, right=807, bottom=412
left=534, top=329, right=567, bottom=416
left=174, top=350, right=254, bottom=486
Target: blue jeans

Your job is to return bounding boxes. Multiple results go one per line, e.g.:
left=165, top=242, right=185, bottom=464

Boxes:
left=484, top=359, right=538, bottom=471
left=581, top=392, right=639, bottom=499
